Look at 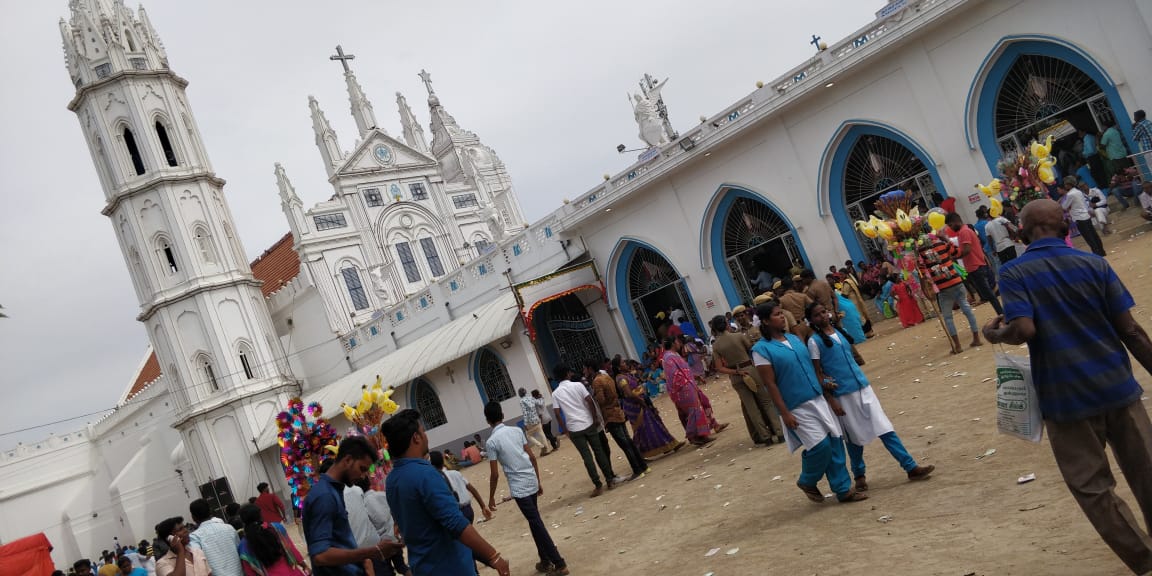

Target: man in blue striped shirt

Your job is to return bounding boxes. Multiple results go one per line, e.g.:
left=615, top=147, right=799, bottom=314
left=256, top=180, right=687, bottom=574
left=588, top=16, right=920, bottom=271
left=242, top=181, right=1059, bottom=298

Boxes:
left=984, top=199, right=1152, bottom=574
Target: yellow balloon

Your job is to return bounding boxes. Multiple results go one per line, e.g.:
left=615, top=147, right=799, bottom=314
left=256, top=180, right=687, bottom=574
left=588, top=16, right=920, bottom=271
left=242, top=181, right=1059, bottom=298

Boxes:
left=1030, top=141, right=1049, bottom=160
left=989, top=197, right=1003, bottom=218
left=896, top=209, right=912, bottom=232
left=977, top=183, right=993, bottom=197
left=1038, top=165, right=1055, bottom=184
left=855, top=220, right=877, bottom=239
left=989, top=178, right=1002, bottom=194
left=381, top=399, right=399, bottom=415
left=876, top=221, right=894, bottom=240
left=342, top=404, right=356, bottom=420
left=927, top=211, right=946, bottom=232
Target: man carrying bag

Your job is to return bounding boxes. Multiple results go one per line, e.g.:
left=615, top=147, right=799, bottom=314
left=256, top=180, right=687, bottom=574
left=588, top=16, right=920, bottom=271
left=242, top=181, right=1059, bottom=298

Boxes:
left=983, top=199, right=1152, bottom=575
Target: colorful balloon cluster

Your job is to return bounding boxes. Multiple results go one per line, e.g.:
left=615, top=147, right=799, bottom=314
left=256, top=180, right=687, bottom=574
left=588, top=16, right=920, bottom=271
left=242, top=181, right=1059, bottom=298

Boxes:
left=853, top=189, right=938, bottom=246
left=994, top=135, right=1057, bottom=209
left=276, top=397, right=340, bottom=510
left=340, top=376, right=400, bottom=488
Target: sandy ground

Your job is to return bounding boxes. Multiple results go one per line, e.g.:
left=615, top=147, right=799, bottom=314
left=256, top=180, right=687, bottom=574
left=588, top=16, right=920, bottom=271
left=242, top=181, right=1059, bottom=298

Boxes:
left=456, top=207, right=1152, bottom=576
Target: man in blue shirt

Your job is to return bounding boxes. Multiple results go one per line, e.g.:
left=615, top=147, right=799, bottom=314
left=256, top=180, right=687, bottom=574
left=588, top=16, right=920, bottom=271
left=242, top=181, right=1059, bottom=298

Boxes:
left=983, top=199, right=1152, bottom=575
left=1079, top=127, right=1107, bottom=188
left=303, top=436, right=402, bottom=576
left=381, top=409, right=509, bottom=576
left=484, top=401, right=568, bottom=576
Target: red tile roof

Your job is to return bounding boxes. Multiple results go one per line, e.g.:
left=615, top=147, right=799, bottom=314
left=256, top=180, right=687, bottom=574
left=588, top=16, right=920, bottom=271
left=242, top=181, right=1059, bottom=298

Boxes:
left=123, top=232, right=299, bottom=401
left=251, top=233, right=302, bottom=298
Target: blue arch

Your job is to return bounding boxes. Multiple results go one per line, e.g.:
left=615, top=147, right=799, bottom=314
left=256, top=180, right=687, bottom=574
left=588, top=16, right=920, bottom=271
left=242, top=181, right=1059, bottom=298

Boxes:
left=821, top=121, right=947, bottom=264
left=968, top=36, right=1134, bottom=174
left=702, top=186, right=810, bottom=309
left=609, top=237, right=701, bottom=356
left=469, top=346, right=511, bottom=404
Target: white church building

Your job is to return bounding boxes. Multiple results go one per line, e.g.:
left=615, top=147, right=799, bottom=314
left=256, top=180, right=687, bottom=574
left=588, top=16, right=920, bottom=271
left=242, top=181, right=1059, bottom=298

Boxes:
left=4, top=0, right=1152, bottom=566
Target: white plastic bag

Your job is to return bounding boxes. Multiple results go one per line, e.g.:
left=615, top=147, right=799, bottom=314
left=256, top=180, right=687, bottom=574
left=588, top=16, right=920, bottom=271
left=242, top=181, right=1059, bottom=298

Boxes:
left=995, top=351, right=1044, bottom=442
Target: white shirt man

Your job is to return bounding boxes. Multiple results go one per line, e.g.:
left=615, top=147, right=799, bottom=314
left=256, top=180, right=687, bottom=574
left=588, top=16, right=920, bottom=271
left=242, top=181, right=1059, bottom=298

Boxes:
left=984, top=216, right=1017, bottom=253
left=1062, top=185, right=1091, bottom=222
left=551, top=378, right=595, bottom=433
left=188, top=517, right=242, bottom=576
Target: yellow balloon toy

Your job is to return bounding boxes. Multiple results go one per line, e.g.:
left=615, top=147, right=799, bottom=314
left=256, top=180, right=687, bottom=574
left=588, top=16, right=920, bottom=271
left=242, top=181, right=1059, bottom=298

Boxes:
left=876, top=220, right=894, bottom=241
left=989, top=197, right=1003, bottom=218
left=989, top=178, right=1002, bottom=195
left=855, top=220, right=878, bottom=239
left=896, top=209, right=912, bottom=233
left=927, top=211, right=946, bottom=232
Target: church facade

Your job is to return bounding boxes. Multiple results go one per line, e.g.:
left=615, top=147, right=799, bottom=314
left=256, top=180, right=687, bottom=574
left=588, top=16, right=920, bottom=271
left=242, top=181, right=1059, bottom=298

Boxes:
left=5, top=0, right=1152, bottom=565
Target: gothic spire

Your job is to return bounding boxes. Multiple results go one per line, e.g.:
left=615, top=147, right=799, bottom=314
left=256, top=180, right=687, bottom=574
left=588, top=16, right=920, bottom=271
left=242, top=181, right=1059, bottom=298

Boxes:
left=396, top=92, right=429, bottom=154
left=309, top=95, right=344, bottom=178
left=330, top=45, right=379, bottom=138
left=274, top=162, right=300, bottom=207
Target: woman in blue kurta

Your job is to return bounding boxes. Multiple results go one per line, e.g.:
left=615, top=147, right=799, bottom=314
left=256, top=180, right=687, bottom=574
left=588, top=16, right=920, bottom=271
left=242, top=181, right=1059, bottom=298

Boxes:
left=805, top=303, right=936, bottom=491
left=751, top=301, right=867, bottom=503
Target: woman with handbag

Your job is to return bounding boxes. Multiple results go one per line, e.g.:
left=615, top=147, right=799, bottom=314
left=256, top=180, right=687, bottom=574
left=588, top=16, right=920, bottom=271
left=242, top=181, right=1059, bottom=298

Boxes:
left=805, top=303, right=935, bottom=493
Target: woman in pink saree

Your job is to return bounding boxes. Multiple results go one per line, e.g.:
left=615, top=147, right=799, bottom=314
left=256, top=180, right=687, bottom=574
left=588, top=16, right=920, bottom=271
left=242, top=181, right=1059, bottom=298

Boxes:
left=661, top=336, right=729, bottom=446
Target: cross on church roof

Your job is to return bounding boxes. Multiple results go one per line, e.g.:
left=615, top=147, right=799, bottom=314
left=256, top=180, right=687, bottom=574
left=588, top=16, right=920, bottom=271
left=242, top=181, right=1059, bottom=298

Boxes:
left=330, top=45, right=355, bottom=73
left=418, top=69, right=434, bottom=95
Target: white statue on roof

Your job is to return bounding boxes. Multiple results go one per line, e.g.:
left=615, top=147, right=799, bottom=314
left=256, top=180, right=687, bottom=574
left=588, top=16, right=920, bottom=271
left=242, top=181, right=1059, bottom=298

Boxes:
left=631, top=77, right=670, bottom=148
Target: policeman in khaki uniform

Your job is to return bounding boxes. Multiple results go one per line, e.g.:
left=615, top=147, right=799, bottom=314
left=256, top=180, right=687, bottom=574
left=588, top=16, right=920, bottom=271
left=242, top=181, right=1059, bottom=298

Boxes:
left=711, top=310, right=783, bottom=446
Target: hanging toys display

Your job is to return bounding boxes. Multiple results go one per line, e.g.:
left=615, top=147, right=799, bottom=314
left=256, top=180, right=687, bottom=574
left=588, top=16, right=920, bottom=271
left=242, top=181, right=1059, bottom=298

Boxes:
left=276, top=397, right=340, bottom=510
left=340, top=376, right=400, bottom=490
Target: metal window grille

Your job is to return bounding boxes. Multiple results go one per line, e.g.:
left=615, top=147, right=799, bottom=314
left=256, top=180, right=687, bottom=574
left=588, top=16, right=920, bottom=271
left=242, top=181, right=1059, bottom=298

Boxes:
left=452, top=194, right=479, bottom=209
left=130, top=58, right=147, bottom=71
left=341, top=267, right=370, bottom=310
left=363, top=188, right=383, bottom=207
left=409, top=183, right=428, bottom=200
left=995, top=54, right=1103, bottom=140
left=475, top=239, right=492, bottom=255
left=420, top=237, right=445, bottom=276
left=477, top=348, right=514, bottom=402
left=313, top=213, right=348, bottom=231
left=396, top=242, right=422, bottom=283
left=414, top=379, right=447, bottom=429
left=95, top=63, right=112, bottom=78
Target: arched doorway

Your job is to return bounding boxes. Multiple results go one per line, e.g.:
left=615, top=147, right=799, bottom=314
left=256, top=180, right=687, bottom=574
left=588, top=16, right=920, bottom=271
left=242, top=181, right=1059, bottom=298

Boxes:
left=531, top=294, right=607, bottom=381
left=824, top=123, right=946, bottom=263
left=612, top=240, right=701, bottom=355
left=705, top=188, right=807, bottom=307
left=970, top=37, right=1135, bottom=175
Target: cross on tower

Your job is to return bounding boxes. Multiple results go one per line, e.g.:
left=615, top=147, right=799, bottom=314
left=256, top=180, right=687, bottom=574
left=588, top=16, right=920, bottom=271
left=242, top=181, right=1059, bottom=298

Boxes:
left=810, top=34, right=822, bottom=49
left=330, top=45, right=355, bottom=73
left=418, top=69, right=434, bottom=95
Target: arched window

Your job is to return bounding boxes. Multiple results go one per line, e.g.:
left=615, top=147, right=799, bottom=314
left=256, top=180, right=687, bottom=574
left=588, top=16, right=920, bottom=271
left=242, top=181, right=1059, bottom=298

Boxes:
left=193, top=225, right=217, bottom=264
left=123, top=29, right=137, bottom=52
left=156, top=236, right=178, bottom=274
left=420, top=237, right=445, bottom=277
left=395, top=242, right=421, bottom=283
left=123, top=127, right=146, bottom=175
left=475, top=348, right=514, bottom=403
left=156, top=121, right=178, bottom=167
left=340, top=266, right=370, bottom=310
left=237, top=342, right=257, bottom=380
left=197, top=354, right=220, bottom=392
left=413, top=379, right=447, bottom=429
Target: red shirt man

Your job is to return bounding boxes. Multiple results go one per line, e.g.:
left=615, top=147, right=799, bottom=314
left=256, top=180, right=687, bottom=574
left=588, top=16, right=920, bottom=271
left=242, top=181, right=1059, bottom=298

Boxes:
left=942, top=223, right=988, bottom=272
left=462, top=443, right=482, bottom=464
left=254, top=482, right=286, bottom=523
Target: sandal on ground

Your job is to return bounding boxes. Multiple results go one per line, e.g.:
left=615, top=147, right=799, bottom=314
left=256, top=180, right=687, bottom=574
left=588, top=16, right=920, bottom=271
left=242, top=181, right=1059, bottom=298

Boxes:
left=536, top=561, right=556, bottom=573
left=854, top=476, right=869, bottom=492
left=907, top=464, right=936, bottom=481
left=797, top=484, right=825, bottom=503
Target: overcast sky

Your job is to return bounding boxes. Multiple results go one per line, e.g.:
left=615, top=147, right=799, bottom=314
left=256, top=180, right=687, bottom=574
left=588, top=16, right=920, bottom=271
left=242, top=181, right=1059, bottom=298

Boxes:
left=0, top=0, right=881, bottom=448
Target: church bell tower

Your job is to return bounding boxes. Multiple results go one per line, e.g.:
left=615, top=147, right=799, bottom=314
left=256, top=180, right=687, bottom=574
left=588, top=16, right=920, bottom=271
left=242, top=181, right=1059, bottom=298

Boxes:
left=61, top=0, right=298, bottom=499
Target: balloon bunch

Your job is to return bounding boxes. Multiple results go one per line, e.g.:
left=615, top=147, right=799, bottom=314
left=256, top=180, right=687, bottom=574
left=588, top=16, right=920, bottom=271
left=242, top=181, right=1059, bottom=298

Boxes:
left=994, top=135, right=1057, bottom=209
left=854, top=189, right=929, bottom=244
left=276, top=397, right=340, bottom=510
left=340, top=376, right=400, bottom=488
